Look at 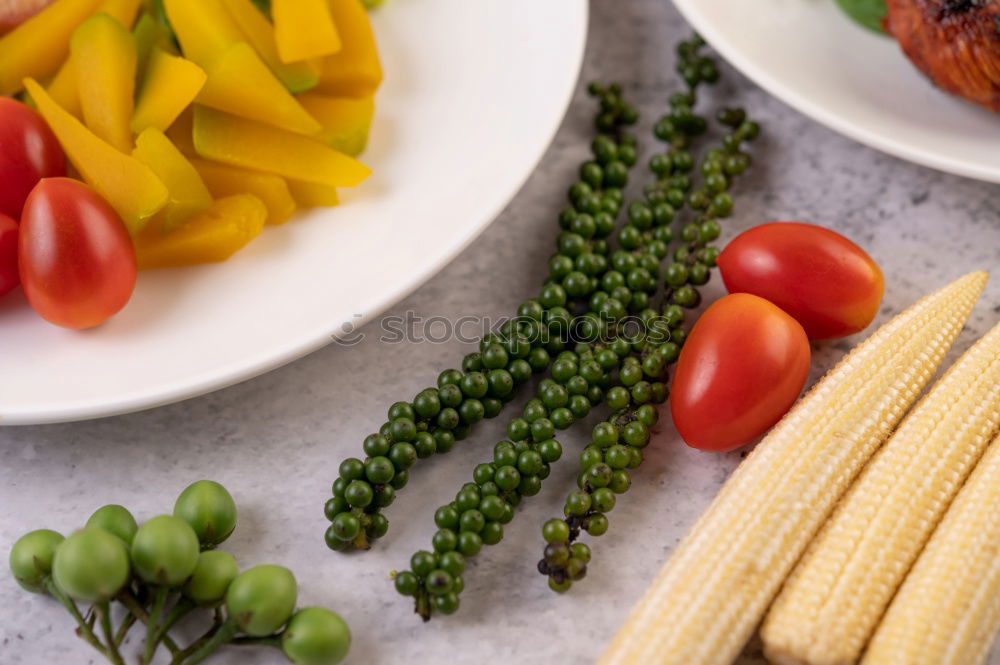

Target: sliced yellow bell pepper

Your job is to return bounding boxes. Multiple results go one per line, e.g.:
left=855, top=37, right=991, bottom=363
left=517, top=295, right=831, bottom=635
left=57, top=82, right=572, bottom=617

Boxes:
left=46, top=58, right=82, bottom=118
left=196, top=41, right=321, bottom=135
left=193, top=106, right=370, bottom=187
left=162, top=0, right=242, bottom=64
left=44, top=0, right=142, bottom=116
left=72, top=12, right=137, bottom=152
left=25, top=78, right=168, bottom=234
left=133, top=12, right=175, bottom=80
left=135, top=194, right=266, bottom=269
left=295, top=92, right=373, bottom=156
left=164, top=106, right=196, bottom=155
left=286, top=180, right=339, bottom=208
left=219, top=0, right=319, bottom=94
left=190, top=158, right=296, bottom=225
left=96, top=0, right=141, bottom=26
left=132, top=128, right=213, bottom=232
left=132, top=48, right=206, bottom=134
left=0, top=0, right=103, bottom=95
left=314, top=0, right=381, bottom=97
left=272, top=0, right=340, bottom=64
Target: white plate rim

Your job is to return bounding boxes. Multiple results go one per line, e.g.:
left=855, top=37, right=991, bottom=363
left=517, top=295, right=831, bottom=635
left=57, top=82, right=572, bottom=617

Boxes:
left=671, top=0, right=1000, bottom=184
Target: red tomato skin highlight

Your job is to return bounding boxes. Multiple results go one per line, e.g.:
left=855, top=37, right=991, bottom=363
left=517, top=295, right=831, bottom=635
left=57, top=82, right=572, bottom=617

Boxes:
left=0, top=97, right=66, bottom=218
left=19, top=178, right=136, bottom=329
left=0, top=212, right=18, bottom=297
left=717, top=222, right=884, bottom=340
left=670, top=293, right=811, bottom=452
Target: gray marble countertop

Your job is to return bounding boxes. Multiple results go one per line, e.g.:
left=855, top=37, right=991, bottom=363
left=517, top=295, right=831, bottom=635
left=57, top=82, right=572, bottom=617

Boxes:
left=2, top=1, right=999, bottom=664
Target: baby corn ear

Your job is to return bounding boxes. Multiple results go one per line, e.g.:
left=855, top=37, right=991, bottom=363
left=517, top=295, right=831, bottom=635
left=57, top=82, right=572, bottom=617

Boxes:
left=597, top=271, right=988, bottom=665
left=762, top=320, right=1000, bottom=665
left=861, top=430, right=1000, bottom=665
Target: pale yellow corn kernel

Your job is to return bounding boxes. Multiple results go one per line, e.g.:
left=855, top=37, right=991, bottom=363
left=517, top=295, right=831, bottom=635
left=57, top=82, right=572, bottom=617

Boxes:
left=860, top=430, right=1000, bottom=665
left=762, top=321, right=1000, bottom=665
left=597, top=272, right=988, bottom=665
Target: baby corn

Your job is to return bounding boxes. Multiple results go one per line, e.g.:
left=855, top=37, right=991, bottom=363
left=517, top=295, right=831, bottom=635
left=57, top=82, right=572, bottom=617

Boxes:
left=597, top=271, right=988, bottom=665
left=861, top=430, right=1000, bottom=665
left=762, top=320, right=1000, bottom=665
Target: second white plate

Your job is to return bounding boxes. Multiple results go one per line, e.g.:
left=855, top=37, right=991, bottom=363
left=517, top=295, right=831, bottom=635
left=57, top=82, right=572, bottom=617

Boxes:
left=672, top=0, right=1000, bottom=183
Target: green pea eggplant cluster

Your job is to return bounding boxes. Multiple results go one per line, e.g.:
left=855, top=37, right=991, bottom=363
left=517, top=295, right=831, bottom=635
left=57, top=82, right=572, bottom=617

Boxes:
left=321, top=35, right=761, bottom=621
left=10, top=480, right=350, bottom=665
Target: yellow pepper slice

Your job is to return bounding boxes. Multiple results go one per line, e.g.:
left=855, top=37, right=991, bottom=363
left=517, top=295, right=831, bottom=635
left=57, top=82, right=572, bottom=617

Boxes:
left=314, top=0, right=381, bottom=97
left=0, top=0, right=103, bottom=95
left=196, top=41, right=321, bottom=135
left=133, top=13, right=176, bottom=80
left=296, top=92, right=373, bottom=156
left=286, top=180, right=339, bottom=208
left=132, top=128, right=213, bottom=233
left=134, top=194, right=266, bottom=269
left=162, top=0, right=242, bottom=64
left=45, top=57, right=82, bottom=118
left=193, top=106, right=370, bottom=187
left=25, top=78, right=168, bottom=234
left=219, top=0, right=319, bottom=93
left=191, top=158, right=296, bottom=225
left=132, top=48, right=206, bottom=134
left=96, top=0, right=140, bottom=25
left=71, top=12, right=137, bottom=152
left=95, top=0, right=143, bottom=52
left=272, top=0, right=340, bottom=64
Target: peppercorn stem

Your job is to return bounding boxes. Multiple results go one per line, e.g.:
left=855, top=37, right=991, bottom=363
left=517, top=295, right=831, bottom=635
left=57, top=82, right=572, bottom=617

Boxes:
left=113, top=612, right=136, bottom=648
left=117, top=589, right=180, bottom=655
left=176, top=618, right=238, bottom=665
left=148, top=597, right=195, bottom=658
left=142, top=587, right=171, bottom=664
left=42, top=578, right=109, bottom=658
left=96, top=602, right=125, bottom=665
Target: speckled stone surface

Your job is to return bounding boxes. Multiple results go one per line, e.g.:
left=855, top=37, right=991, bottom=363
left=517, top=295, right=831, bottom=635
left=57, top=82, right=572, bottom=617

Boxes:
left=2, top=1, right=999, bottom=664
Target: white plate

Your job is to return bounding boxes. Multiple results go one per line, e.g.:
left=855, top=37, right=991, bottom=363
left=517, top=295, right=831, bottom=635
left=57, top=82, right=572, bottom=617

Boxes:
left=0, top=0, right=588, bottom=425
left=671, top=0, right=1000, bottom=183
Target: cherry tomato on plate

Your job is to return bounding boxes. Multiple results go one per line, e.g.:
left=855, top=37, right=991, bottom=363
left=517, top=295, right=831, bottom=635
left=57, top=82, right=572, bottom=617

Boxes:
left=717, top=222, right=884, bottom=340
left=0, top=212, right=18, bottom=297
left=0, top=0, right=54, bottom=36
left=19, top=178, right=136, bottom=329
left=0, top=96, right=65, bottom=218
left=670, top=293, right=811, bottom=452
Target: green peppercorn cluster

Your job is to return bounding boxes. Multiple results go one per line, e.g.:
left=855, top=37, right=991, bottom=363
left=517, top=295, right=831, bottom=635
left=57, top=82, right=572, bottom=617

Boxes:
left=323, top=85, right=640, bottom=552
left=537, top=37, right=760, bottom=593
left=390, top=59, right=746, bottom=617
left=393, top=319, right=688, bottom=619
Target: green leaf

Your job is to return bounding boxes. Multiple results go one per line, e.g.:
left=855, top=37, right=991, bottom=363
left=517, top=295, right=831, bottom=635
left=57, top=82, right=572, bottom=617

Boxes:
left=835, top=0, right=888, bottom=33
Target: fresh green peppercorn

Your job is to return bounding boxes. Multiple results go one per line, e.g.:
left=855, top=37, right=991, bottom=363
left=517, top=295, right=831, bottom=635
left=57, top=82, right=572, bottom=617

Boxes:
left=432, top=529, right=458, bottom=553
left=542, top=518, right=570, bottom=544
left=586, top=513, right=609, bottom=536
left=434, top=505, right=460, bottom=530
left=565, top=489, right=592, bottom=516
left=457, top=531, right=482, bottom=557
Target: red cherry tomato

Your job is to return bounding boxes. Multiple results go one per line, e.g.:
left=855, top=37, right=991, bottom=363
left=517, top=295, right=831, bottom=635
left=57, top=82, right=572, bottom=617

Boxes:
left=0, top=212, right=18, bottom=297
left=19, top=178, right=136, bottom=329
left=717, top=222, right=884, bottom=340
left=670, top=293, right=811, bottom=452
left=0, top=0, right=55, bottom=35
left=0, top=96, right=66, bottom=218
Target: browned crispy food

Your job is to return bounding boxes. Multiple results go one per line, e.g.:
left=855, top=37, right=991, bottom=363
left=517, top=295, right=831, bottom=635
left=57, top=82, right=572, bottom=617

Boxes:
left=884, top=0, right=1000, bottom=112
